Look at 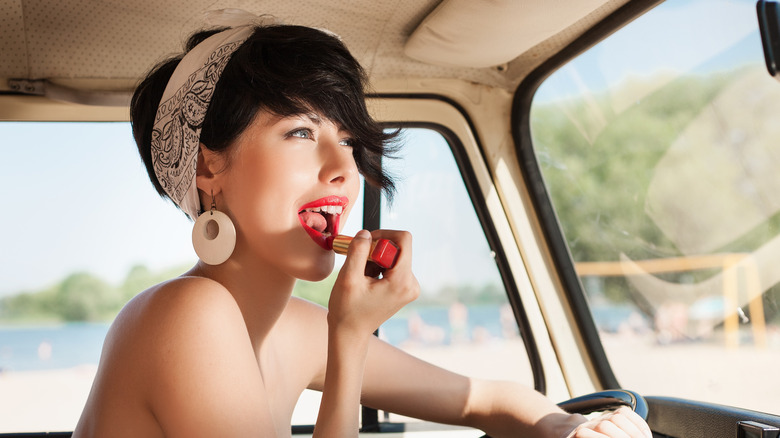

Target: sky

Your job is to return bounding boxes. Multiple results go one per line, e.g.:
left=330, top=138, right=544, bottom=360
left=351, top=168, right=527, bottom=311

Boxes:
left=2, top=122, right=195, bottom=295
left=534, top=0, right=763, bottom=104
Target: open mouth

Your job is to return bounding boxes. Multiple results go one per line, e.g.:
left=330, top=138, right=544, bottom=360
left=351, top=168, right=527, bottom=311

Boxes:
left=298, top=196, right=348, bottom=250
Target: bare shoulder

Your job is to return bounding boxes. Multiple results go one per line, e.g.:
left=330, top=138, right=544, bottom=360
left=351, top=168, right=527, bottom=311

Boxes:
left=120, top=276, right=242, bottom=328
left=77, top=277, right=266, bottom=437
left=109, top=275, right=256, bottom=389
left=102, top=276, right=249, bottom=362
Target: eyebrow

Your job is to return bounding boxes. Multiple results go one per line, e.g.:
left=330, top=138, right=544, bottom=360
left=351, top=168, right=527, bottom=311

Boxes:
left=292, top=112, right=350, bottom=134
left=302, top=112, right=322, bottom=125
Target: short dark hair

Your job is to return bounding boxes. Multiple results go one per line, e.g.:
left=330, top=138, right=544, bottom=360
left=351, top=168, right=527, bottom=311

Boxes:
left=131, top=25, right=397, bottom=213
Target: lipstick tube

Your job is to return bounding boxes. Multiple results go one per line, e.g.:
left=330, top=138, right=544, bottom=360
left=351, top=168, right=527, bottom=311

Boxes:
left=330, top=235, right=399, bottom=269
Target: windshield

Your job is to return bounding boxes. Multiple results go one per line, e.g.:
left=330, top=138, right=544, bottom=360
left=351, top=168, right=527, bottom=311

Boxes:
left=530, top=0, right=779, bottom=413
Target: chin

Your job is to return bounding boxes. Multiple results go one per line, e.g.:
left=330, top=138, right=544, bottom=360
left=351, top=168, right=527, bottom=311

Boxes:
left=295, top=255, right=336, bottom=282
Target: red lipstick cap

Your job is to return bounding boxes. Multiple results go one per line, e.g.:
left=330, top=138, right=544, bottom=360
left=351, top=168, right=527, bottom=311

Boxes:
left=369, top=239, right=399, bottom=269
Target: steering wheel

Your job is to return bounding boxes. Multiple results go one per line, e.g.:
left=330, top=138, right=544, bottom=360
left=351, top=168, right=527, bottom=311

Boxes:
left=479, top=389, right=647, bottom=438
left=557, top=389, right=648, bottom=420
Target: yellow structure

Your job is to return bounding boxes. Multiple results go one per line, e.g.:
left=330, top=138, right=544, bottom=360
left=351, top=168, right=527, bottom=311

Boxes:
left=575, top=254, right=766, bottom=348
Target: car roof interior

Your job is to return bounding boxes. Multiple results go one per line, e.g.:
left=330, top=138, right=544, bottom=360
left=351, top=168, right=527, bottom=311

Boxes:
left=0, top=0, right=638, bottom=113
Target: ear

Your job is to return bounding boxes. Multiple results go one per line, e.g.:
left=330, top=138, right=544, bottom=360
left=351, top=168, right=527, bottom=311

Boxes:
left=196, top=143, right=226, bottom=197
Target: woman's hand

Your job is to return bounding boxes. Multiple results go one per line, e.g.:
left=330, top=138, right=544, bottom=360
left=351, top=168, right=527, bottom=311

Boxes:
left=563, top=407, right=652, bottom=438
left=327, top=229, right=420, bottom=337
left=314, top=229, right=419, bottom=437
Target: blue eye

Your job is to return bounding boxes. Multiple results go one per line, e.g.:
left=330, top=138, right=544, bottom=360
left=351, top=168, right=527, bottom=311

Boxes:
left=289, top=128, right=313, bottom=139
left=339, top=138, right=355, bottom=147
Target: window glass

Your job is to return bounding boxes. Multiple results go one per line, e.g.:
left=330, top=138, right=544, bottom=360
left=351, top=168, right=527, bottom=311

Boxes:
left=530, top=0, right=779, bottom=413
left=294, top=128, right=534, bottom=427
left=0, top=123, right=528, bottom=431
left=0, top=122, right=194, bottom=432
left=380, top=128, right=533, bottom=422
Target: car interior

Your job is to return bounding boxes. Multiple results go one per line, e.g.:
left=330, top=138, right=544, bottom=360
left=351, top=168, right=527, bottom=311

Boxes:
left=1, top=0, right=779, bottom=437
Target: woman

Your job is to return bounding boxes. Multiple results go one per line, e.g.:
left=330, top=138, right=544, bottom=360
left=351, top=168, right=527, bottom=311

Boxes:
left=74, top=20, right=652, bottom=438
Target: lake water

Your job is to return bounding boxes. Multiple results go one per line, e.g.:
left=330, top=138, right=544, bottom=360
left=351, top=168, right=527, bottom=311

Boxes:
left=0, top=305, right=514, bottom=372
left=0, top=323, right=109, bottom=372
left=1, top=303, right=610, bottom=373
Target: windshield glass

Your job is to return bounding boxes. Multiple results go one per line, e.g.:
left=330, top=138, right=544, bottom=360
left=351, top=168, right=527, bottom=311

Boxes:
left=530, top=0, right=779, bottom=413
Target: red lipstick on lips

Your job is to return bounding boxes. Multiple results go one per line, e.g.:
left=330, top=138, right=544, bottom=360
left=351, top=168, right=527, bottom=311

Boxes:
left=298, top=196, right=348, bottom=250
left=327, top=235, right=399, bottom=269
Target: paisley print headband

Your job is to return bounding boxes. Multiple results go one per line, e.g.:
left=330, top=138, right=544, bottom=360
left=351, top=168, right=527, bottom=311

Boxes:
left=151, top=24, right=254, bottom=220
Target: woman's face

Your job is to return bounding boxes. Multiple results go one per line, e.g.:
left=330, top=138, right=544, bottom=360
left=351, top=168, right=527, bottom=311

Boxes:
left=215, top=110, right=361, bottom=281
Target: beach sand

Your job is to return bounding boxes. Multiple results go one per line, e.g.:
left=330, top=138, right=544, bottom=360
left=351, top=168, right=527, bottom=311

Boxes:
left=0, top=365, right=96, bottom=432
left=0, top=335, right=777, bottom=433
left=601, top=331, right=780, bottom=414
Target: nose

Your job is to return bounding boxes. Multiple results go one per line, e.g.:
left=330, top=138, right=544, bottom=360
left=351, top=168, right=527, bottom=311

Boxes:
left=318, top=132, right=358, bottom=185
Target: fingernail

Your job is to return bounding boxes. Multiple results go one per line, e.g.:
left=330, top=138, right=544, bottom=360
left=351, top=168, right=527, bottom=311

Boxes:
left=355, top=229, right=371, bottom=240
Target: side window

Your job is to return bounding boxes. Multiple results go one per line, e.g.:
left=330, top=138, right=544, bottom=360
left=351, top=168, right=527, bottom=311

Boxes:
left=295, top=128, right=535, bottom=427
left=529, top=0, right=778, bottom=413
left=380, top=128, right=533, bottom=389
left=292, top=127, right=536, bottom=428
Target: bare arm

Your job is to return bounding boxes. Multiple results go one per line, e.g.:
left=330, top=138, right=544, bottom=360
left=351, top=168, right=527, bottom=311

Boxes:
left=361, top=337, right=651, bottom=438
left=359, top=336, right=577, bottom=436
left=313, top=230, right=419, bottom=437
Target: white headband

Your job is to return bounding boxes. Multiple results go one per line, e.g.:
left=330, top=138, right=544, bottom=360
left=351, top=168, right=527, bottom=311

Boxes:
left=150, top=24, right=254, bottom=220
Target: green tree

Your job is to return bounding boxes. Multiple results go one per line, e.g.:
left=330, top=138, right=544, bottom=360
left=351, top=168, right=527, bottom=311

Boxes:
left=1, top=264, right=193, bottom=323
left=530, top=68, right=755, bottom=304
left=56, top=272, right=119, bottom=321
left=121, top=264, right=155, bottom=302
left=119, top=264, right=189, bottom=301
left=292, top=272, right=337, bottom=307
left=532, top=70, right=736, bottom=265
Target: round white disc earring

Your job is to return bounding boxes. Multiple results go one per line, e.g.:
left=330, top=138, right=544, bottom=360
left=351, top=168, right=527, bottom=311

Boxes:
left=191, top=195, right=236, bottom=265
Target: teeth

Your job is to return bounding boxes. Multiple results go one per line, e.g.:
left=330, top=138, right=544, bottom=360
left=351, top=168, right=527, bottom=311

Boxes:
left=302, top=205, right=343, bottom=215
